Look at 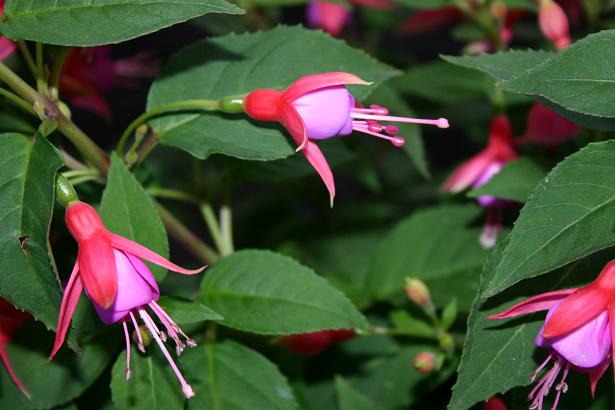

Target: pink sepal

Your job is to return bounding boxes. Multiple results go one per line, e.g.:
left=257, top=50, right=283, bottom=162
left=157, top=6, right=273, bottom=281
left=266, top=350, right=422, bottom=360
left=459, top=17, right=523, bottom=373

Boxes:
left=50, top=263, right=83, bottom=360
left=301, top=140, right=336, bottom=207
left=108, top=233, right=205, bottom=275
left=542, top=286, right=609, bottom=338
left=283, top=72, right=369, bottom=103
left=78, top=235, right=117, bottom=309
left=0, top=38, right=16, bottom=61
left=441, top=150, right=492, bottom=193
left=0, top=347, right=30, bottom=399
left=588, top=352, right=609, bottom=398
left=486, top=288, right=576, bottom=320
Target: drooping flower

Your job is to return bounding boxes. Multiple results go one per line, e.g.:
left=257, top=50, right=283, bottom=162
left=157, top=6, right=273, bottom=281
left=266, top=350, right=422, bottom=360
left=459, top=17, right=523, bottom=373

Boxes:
left=538, top=0, right=571, bottom=50
left=518, top=103, right=581, bottom=148
left=0, top=298, right=30, bottom=399
left=441, top=115, right=518, bottom=248
left=281, top=329, right=355, bottom=355
left=487, top=260, right=615, bottom=410
left=307, top=0, right=392, bottom=37
left=60, top=47, right=159, bottom=119
left=51, top=201, right=204, bottom=399
left=0, top=0, right=16, bottom=62
left=244, top=72, right=449, bottom=205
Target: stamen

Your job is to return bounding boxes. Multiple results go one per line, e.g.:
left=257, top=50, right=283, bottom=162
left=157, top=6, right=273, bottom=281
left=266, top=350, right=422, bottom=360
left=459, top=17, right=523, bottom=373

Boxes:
left=353, top=125, right=405, bottom=147
left=129, top=311, right=145, bottom=352
left=528, top=355, right=567, bottom=410
left=531, top=353, right=553, bottom=382
left=121, top=321, right=132, bottom=380
left=150, top=301, right=198, bottom=349
left=552, top=363, right=570, bottom=410
left=138, top=309, right=195, bottom=399
left=350, top=112, right=449, bottom=129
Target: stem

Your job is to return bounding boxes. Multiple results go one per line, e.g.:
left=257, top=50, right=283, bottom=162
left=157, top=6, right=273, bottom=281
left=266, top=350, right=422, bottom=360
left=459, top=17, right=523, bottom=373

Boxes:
left=62, top=168, right=99, bottom=179
left=200, top=202, right=226, bottom=256
left=49, top=47, right=69, bottom=100
left=17, top=41, right=37, bottom=79
left=0, top=88, right=36, bottom=115
left=155, top=201, right=219, bottom=265
left=134, top=131, right=159, bottom=167
left=35, top=42, right=45, bottom=93
left=147, top=188, right=199, bottom=204
left=0, top=62, right=110, bottom=173
left=219, top=204, right=234, bottom=255
left=116, top=99, right=221, bottom=156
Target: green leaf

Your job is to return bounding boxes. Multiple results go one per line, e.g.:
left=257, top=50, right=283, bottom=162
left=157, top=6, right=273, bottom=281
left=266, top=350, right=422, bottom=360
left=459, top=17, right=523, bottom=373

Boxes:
left=448, top=240, right=598, bottom=410
left=335, top=376, right=382, bottom=410
left=483, top=141, right=615, bottom=297
left=183, top=341, right=298, bottom=410
left=99, top=153, right=169, bottom=281
left=1, top=0, right=244, bottom=46
left=199, top=249, right=368, bottom=334
left=0, top=320, right=117, bottom=409
left=389, top=310, right=434, bottom=338
left=156, top=296, right=223, bottom=325
left=365, top=205, right=487, bottom=309
left=368, top=83, right=429, bottom=178
left=0, top=133, right=64, bottom=333
left=441, top=50, right=553, bottom=81
left=500, top=31, right=615, bottom=130
left=468, top=158, right=547, bottom=203
left=147, top=26, right=399, bottom=162
left=111, top=349, right=185, bottom=410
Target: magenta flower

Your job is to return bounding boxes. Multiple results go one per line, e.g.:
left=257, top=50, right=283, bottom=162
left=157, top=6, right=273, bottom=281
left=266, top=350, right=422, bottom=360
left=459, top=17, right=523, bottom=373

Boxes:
left=538, top=0, right=571, bottom=50
left=519, top=103, right=581, bottom=148
left=441, top=115, right=518, bottom=248
left=307, top=0, right=392, bottom=37
left=0, top=298, right=30, bottom=399
left=51, top=201, right=204, bottom=399
left=0, top=1, right=16, bottom=62
left=60, top=47, right=159, bottom=119
left=487, top=260, right=615, bottom=410
left=245, top=72, right=449, bottom=204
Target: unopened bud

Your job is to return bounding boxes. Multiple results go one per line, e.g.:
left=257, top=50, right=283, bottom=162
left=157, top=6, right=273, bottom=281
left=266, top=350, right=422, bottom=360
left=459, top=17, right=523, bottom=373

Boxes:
left=413, top=351, right=436, bottom=374
left=538, top=0, right=571, bottom=50
left=405, top=278, right=431, bottom=308
left=484, top=396, right=508, bottom=410
left=55, top=175, right=79, bottom=207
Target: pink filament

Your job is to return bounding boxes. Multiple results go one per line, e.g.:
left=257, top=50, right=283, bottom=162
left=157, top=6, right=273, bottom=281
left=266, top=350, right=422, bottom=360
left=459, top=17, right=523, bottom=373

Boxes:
left=350, top=108, right=449, bottom=129
left=121, top=321, right=132, bottom=380
left=138, top=308, right=195, bottom=399
left=353, top=124, right=405, bottom=147
left=528, top=354, right=570, bottom=410
left=129, top=311, right=145, bottom=352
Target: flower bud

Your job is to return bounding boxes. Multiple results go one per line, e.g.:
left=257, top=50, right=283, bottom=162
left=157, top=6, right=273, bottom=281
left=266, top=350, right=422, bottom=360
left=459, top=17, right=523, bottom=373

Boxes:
left=281, top=331, right=334, bottom=356
left=484, top=396, right=508, bottom=410
left=219, top=95, right=245, bottom=113
left=55, top=174, right=79, bottom=207
left=538, top=0, right=571, bottom=50
left=413, top=351, right=436, bottom=374
left=405, top=278, right=431, bottom=308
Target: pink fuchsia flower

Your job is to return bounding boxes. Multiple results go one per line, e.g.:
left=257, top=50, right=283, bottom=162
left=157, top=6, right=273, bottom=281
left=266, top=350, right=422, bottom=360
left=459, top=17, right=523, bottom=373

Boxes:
left=51, top=201, right=204, bottom=399
left=538, top=0, right=571, bottom=50
left=307, top=0, right=392, bottom=37
left=244, top=72, right=449, bottom=205
left=0, top=1, right=16, bottom=62
left=441, top=115, right=518, bottom=248
left=401, top=7, right=463, bottom=35
left=484, top=396, right=507, bottom=410
left=517, top=103, right=581, bottom=148
left=60, top=47, right=159, bottom=119
left=486, top=260, right=615, bottom=410
left=0, top=298, right=30, bottom=399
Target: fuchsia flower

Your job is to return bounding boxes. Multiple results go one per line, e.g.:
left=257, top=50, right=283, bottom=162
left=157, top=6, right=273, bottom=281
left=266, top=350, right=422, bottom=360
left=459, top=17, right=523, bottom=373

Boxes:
left=487, top=260, right=615, bottom=410
left=281, top=329, right=355, bottom=356
left=244, top=72, right=449, bottom=204
left=0, top=0, right=16, bottom=62
left=401, top=7, right=463, bottom=35
left=519, top=103, right=581, bottom=148
left=51, top=201, right=204, bottom=399
left=60, top=47, right=158, bottom=119
left=307, top=0, right=392, bottom=37
left=0, top=298, right=30, bottom=399
left=441, top=115, right=518, bottom=248
left=538, top=0, right=571, bottom=50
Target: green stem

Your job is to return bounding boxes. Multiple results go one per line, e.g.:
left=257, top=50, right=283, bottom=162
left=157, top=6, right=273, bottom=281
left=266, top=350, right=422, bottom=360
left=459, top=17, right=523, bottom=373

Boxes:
left=0, top=62, right=109, bottom=173
left=155, top=201, right=219, bottom=265
left=200, top=202, right=226, bottom=256
left=17, top=41, right=37, bottom=79
left=49, top=47, right=69, bottom=100
left=147, top=187, right=199, bottom=204
left=219, top=204, right=234, bottom=255
left=116, top=99, right=221, bottom=156
left=0, top=88, right=36, bottom=115
left=62, top=168, right=99, bottom=179
left=35, top=42, right=45, bottom=93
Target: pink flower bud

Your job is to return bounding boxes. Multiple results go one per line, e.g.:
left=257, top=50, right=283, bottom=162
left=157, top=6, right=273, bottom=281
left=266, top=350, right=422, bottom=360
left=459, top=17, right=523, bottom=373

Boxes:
left=413, top=351, right=436, bottom=374
left=484, top=396, right=508, bottom=410
left=538, top=0, right=571, bottom=50
left=405, top=278, right=431, bottom=308
left=281, top=331, right=335, bottom=355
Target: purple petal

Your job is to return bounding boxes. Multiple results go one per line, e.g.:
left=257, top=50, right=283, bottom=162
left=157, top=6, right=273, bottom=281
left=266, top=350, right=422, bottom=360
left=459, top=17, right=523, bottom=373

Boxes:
left=292, top=85, right=352, bottom=140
